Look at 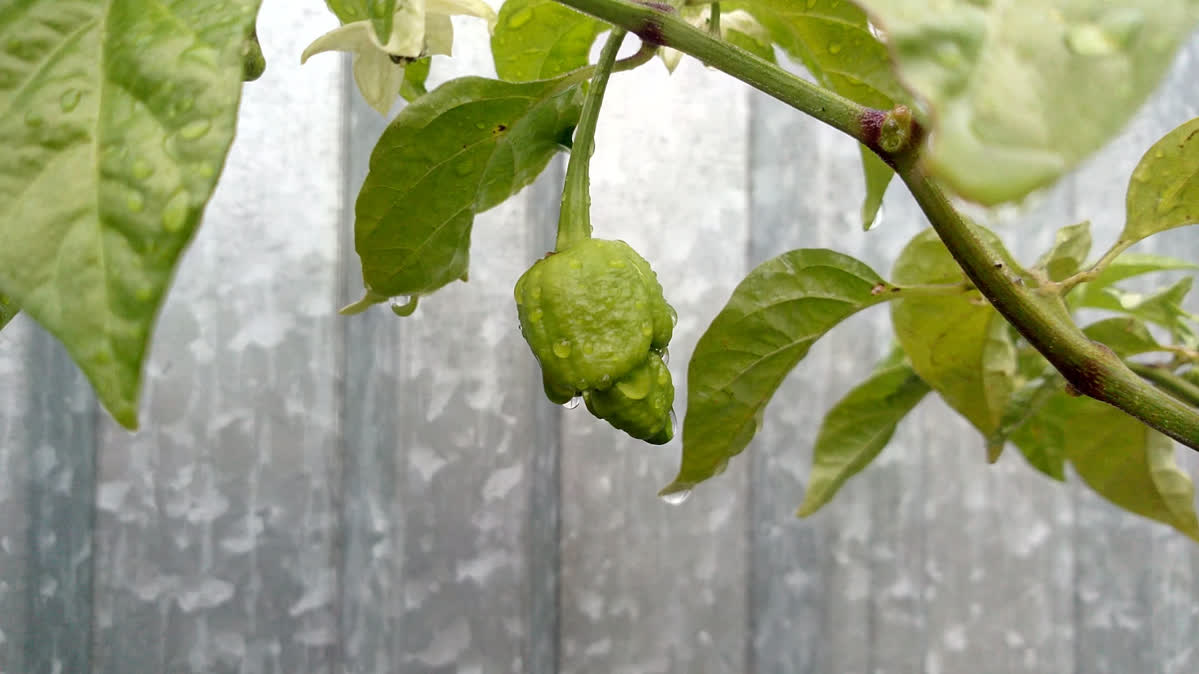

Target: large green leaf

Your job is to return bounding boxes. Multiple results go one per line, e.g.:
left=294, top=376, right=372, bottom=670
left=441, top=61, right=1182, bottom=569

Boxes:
left=491, top=0, right=605, bottom=82
left=1123, top=117, right=1199, bottom=245
left=797, top=357, right=930, bottom=516
left=0, top=293, right=16, bottom=332
left=348, top=76, right=583, bottom=309
left=1031, top=394, right=1199, bottom=540
left=890, top=228, right=1017, bottom=433
left=664, top=249, right=890, bottom=494
left=852, top=1, right=1199, bottom=205
left=731, top=0, right=908, bottom=228
left=995, top=376, right=1066, bottom=479
left=1082, top=277, right=1197, bottom=345
left=0, top=0, right=262, bottom=428
left=1073, top=251, right=1197, bottom=308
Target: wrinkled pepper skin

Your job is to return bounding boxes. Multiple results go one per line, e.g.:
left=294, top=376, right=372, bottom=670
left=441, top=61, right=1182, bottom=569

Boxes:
left=515, top=238, right=676, bottom=442
left=584, top=353, right=674, bottom=444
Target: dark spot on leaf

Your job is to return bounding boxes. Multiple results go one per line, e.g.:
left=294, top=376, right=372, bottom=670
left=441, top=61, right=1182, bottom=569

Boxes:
left=993, top=262, right=1004, bottom=269
left=870, top=283, right=887, bottom=295
left=494, top=124, right=508, bottom=134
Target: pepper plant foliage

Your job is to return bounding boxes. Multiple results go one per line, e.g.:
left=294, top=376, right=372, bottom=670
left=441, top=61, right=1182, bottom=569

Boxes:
left=3, top=2, right=1199, bottom=537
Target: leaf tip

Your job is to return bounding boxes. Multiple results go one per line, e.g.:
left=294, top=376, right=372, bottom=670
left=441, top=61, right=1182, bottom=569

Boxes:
left=339, top=290, right=388, bottom=315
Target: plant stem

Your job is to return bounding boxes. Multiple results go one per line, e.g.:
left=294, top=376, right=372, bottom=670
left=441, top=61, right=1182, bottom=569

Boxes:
left=1128, top=363, right=1199, bottom=408
left=1053, top=238, right=1134, bottom=293
left=552, top=0, right=869, bottom=139
left=709, top=2, right=720, bottom=36
left=550, top=0, right=1199, bottom=449
left=557, top=29, right=627, bottom=250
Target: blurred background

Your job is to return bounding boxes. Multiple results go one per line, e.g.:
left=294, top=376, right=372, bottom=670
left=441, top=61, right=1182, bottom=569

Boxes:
left=2, top=3, right=1198, bottom=673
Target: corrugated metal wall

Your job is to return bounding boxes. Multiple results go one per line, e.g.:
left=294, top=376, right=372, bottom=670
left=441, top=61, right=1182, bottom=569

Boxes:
left=2, top=4, right=1198, bottom=673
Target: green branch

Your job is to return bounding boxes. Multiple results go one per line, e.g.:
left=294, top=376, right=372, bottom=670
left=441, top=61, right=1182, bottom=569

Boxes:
left=552, top=0, right=869, bottom=139
left=1128, top=363, right=1199, bottom=409
left=551, top=0, right=1199, bottom=450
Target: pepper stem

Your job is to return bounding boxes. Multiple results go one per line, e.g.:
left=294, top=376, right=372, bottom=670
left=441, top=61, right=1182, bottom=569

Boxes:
left=556, top=29, right=627, bottom=251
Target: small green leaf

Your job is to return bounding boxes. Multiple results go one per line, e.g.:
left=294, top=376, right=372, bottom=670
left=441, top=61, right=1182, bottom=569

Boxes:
left=368, top=0, right=398, bottom=45
left=852, top=1, right=1199, bottom=204
left=1122, top=117, right=1199, bottom=245
left=491, top=0, right=606, bottom=82
left=1083, top=277, right=1197, bottom=344
left=352, top=76, right=583, bottom=305
left=730, top=0, right=906, bottom=229
left=0, top=294, right=17, bottom=332
left=891, top=228, right=1018, bottom=433
left=860, top=149, right=892, bottom=230
left=797, top=358, right=930, bottom=517
left=1083, top=316, right=1161, bottom=357
left=1074, top=251, right=1197, bottom=307
left=400, top=57, right=431, bottom=102
left=0, top=0, right=263, bottom=428
left=1036, top=221, right=1092, bottom=282
left=666, top=249, right=890, bottom=492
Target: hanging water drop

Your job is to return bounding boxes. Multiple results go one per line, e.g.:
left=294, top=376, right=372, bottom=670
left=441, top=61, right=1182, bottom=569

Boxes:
left=562, top=396, right=582, bottom=410
left=391, top=296, right=419, bottom=316
left=552, top=339, right=572, bottom=358
left=659, top=487, right=692, bottom=506
left=60, top=89, right=82, bottom=112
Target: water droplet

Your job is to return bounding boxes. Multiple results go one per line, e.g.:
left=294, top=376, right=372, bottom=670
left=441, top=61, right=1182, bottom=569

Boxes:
left=162, top=189, right=190, bottom=232
left=552, top=340, right=572, bottom=358
left=508, top=7, right=534, bottom=29
left=660, top=349, right=670, bottom=366
left=131, top=158, right=153, bottom=180
left=60, top=89, right=81, bottom=112
left=530, top=286, right=542, bottom=300
left=126, top=191, right=145, bottom=212
left=391, top=296, right=419, bottom=316
left=24, top=111, right=43, bottom=127
left=196, top=163, right=216, bottom=178
left=181, top=45, right=220, bottom=66
left=668, top=306, right=678, bottom=327
left=135, top=285, right=153, bottom=302
left=640, top=322, right=653, bottom=337
left=828, top=42, right=843, bottom=54
left=608, top=259, right=625, bottom=268
left=1065, top=24, right=1116, bottom=55
left=529, top=308, right=543, bottom=322
left=582, top=343, right=594, bottom=355
left=179, top=119, right=211, bottom=140
left=660, top=487, right=692, bottom=506
left=562, top=396, right=582, bottom=410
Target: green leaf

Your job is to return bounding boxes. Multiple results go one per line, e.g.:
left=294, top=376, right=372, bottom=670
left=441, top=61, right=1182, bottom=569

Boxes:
left=992, top=375, right=1064, bottom=476
left=1122, top=117, right=1199, bottom=245
left=1083, top=316, right=1162, bottom=357
left=1036, top=221, right=1092, bottom=282
left=0, top=0, right=263, bottom=428
left=666, top=249, right=890, bottom=492
left=400, top=56, right=431, bottom=102
left=797, top=357, right=930, bottom=516
left=730, top=0, right=906, bottom=228
left=0, top=293, right=17, bottom=332
left=368, top=0, right=398, bottom=45
left=852, top=1, right=1199, bottom=205
left=1073, top=251, right=1197, bottom=308
left=324, top=0, right=368, bottom=24
left=351, top=76, right=583, bottom=305
left=724, top=22, right=778, bottom=65
left=860, top=148, right=891, bottom=230
left=890, top=228, right=1018, bottom=433
left=491, top=0, right=605, bottom=82
left=1041, top=394, right=1199, bottom=540
left=1083, top=277, right=1197, bottom=344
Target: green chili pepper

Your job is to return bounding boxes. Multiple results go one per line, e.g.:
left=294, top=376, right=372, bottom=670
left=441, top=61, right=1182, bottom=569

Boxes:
left=514, top=238, right=677, bottom=442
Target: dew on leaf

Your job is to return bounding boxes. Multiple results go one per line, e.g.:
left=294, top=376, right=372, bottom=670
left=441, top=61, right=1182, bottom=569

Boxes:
left=660, top=486, right=692, bottom=506
left=162, top=190, right=190, bottom=232
left=180, top=119, right=212, bottom=140
left=562, top=396, right=581, bottom=410
left=529, top=308, right=543, bottom=322
left=131, top=158, right=153, bottom=180
left=60, top=89, right=81, bottom=112
left=828, top=42, right=843, bottom=55
left=391, top=296, right=419, bottom=316
left=125, top=191, right=145, bottom=213
left=507, top=7, right=534, bottom=29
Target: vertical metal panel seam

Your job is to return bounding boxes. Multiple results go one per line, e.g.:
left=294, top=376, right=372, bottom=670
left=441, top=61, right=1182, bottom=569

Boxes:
left=744, top=86, right=759, bottom=674
left=332, top=50, right=354, bottom=674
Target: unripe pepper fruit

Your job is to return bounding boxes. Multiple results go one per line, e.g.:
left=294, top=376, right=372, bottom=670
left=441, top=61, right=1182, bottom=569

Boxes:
left=514, top=239, right=674, bottom=400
